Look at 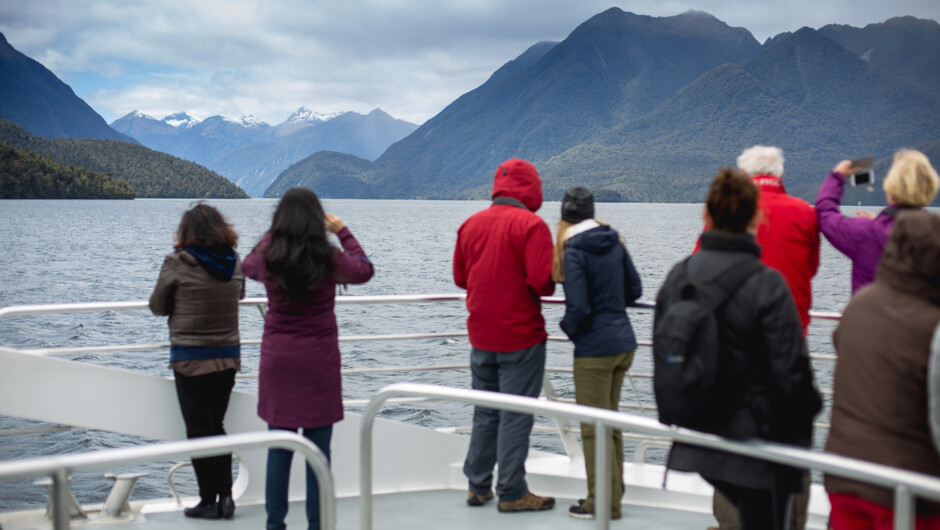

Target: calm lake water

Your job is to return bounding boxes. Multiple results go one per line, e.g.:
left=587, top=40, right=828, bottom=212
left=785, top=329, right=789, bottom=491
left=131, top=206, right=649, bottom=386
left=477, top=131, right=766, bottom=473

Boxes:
left=0, top=198, right=901, bottom=509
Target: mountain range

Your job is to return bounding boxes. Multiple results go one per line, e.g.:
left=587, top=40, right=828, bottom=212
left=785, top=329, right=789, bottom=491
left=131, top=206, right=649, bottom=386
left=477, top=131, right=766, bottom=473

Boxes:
left=1, top=10, right=938, bottom=204
left=273, top=9, right=940, bottom=205
left=110, top=107, right=418, bottom=197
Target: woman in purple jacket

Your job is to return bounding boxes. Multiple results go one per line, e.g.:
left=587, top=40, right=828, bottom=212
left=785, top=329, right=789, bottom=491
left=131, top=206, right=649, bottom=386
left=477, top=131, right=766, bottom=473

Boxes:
left=815, top=149, right=938, bottom=294
left=243, top=188, right=374, bottom=530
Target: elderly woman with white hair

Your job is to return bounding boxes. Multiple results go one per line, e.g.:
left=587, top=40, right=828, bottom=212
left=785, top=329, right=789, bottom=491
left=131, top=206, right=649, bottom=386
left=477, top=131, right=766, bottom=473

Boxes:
left=816, top=149, right=940, bottom=294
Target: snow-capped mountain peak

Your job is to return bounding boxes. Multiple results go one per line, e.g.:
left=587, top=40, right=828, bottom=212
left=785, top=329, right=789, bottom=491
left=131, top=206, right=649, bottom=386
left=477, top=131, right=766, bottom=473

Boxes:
left=130, top=110, right=157, bottom=121
left=286, top=107, right=343, bottom=125
left=223, top=115, right=268, bottom=128
left=162, top=112, right=200, bottom=128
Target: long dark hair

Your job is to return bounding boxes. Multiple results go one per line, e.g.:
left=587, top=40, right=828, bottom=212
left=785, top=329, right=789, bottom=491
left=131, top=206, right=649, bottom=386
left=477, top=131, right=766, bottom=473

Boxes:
left=175, top=203, right=238, bottom=250
left=263, top=188, right=335, bottom=301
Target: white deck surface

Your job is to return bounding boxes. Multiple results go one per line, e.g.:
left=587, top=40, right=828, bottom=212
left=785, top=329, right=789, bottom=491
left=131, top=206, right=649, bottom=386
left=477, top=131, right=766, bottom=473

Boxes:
left=131, top=491, right=717, bottom=530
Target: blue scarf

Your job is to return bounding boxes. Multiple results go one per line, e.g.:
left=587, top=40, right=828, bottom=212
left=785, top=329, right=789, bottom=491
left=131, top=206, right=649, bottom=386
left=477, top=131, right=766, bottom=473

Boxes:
left=184, top=246, right=237, bottom=281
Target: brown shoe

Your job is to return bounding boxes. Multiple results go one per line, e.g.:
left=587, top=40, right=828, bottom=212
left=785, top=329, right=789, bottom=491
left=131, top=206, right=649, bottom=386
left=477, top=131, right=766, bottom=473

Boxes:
left=497, top=492, right=555, bottom=513
left=467, top=490, right=494, bottom=506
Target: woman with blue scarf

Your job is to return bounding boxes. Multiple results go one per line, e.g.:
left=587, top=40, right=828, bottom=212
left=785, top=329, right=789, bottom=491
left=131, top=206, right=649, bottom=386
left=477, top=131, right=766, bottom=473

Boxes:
left=150, top=203, right=245, bottom=520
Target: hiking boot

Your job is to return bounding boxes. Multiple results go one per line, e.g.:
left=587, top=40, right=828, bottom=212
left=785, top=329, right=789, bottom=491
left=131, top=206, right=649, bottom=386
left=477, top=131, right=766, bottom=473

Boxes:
left=497, top=492, right=555, bottom=513
left=568, top=503, right=594, bottom=520
left=467, top=490, right=494, bottom=506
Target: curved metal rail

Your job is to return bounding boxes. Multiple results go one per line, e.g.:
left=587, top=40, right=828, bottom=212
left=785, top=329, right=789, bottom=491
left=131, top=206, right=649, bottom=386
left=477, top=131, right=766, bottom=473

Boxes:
left=0, top=430, right=335, bottom=530
left=362, top=383, right=940, bottom=530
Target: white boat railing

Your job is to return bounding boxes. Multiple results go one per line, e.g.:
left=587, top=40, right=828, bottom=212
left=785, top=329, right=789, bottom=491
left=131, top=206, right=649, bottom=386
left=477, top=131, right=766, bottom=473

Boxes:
left=0, top=430, right=335, bottom=530
left=0, top=295, right=842, bottom=461
left=362, top=383, right=940, bottom=530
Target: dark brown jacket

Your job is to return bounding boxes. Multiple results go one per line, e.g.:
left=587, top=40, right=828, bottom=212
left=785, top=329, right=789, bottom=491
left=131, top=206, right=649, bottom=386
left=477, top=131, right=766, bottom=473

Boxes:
left=149, top=250, right=245, bottom=348
left=825, top=210, right=940, bottom=510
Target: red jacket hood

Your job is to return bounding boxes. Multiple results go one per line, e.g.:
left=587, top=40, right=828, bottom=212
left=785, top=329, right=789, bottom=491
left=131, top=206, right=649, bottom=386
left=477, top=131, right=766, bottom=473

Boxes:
left=491, top=158, right=543, bottom=212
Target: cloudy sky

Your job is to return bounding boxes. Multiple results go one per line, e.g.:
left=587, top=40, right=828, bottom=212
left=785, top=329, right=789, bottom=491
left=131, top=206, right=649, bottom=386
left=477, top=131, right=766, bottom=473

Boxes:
left=1, top=0, right=938, bottom=126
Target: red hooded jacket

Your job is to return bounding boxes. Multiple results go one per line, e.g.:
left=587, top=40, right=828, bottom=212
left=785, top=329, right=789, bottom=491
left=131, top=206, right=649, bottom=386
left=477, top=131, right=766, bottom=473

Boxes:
left=453, top=159, right=555, bottom=352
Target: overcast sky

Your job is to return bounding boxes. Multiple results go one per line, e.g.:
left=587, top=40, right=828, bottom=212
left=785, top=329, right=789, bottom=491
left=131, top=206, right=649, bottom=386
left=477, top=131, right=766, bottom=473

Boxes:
left=1, top=0, right=938, bottom=126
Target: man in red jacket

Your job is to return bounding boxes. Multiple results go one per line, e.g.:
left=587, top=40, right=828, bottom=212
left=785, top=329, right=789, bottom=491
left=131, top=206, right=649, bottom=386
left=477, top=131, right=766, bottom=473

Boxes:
left=695, top=146, right=819, bottom=334
left=739, top=145, right=820, bottom=335
left=453, top=158, right=556, bottom=513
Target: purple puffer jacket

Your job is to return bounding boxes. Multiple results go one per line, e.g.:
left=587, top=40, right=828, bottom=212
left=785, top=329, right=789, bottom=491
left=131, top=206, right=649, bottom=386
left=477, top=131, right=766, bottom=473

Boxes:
left=815, top=172, right=898, bottom=293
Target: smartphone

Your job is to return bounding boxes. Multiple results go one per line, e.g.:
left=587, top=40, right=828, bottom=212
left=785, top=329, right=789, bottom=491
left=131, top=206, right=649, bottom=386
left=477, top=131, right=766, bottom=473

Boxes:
left=851, top=170, right=874, bottom=187
left=850, top=157, right=875, bottom=187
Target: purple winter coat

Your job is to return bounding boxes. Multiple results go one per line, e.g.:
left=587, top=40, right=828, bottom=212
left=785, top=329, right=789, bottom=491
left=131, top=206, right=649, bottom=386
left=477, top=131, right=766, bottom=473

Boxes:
left=243, top=228, right=374, bottom=428
left=815, top=172, right=897, bottom=293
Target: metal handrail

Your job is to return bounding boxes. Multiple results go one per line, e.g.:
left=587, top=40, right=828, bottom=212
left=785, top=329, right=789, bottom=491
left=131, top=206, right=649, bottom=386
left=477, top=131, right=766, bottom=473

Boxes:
left=0, top=294, right=474, bottom=320
left=0, top=296, right=844, bottom=455
left=0, top=431, right=335, bottom=530
left=362, top=383, right=940, bottom=530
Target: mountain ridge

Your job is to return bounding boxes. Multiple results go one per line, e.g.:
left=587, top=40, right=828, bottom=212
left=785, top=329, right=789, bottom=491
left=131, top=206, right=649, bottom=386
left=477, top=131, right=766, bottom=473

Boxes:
left=0, top=32, right=137, bottom=144
left=274, top=11, right=940, bottom=205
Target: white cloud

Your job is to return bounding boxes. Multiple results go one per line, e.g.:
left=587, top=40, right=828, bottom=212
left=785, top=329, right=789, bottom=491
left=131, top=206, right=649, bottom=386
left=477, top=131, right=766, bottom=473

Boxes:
left=1, top=0, right=937, bottom=125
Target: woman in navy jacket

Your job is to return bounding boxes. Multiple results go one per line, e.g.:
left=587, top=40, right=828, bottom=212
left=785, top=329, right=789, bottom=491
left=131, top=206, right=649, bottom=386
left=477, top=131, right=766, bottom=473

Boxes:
left=553, top=187, right=642, bottom=520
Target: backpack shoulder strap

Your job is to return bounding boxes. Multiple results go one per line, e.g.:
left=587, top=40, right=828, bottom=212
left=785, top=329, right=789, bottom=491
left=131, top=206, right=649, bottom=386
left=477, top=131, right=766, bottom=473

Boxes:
left=700, top=259, right=764, bottom=312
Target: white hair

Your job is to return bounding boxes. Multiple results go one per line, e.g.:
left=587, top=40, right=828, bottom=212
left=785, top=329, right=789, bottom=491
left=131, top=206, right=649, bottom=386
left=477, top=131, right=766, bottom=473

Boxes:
left=737, top=145, right=785, bottom=178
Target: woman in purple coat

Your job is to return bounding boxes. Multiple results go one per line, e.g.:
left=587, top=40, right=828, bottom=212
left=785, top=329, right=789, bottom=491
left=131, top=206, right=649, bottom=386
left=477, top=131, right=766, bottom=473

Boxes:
left=815, top=149, right=938, bottom=294
left=243, top=187, right=374, bottom=530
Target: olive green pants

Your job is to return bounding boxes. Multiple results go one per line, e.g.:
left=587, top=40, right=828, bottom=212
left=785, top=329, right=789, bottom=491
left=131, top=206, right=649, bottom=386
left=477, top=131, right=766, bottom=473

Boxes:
left=574, top=350, right=635, bottom=519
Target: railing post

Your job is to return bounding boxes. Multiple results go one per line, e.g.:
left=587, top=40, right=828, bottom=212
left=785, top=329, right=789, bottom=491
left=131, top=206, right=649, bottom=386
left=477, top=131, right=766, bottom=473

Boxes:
left=595, top=421, right=610, bottom=530
left=895, top=485, right=915, bottom=530
left=541, top=376, right=583, bottom=459
left=360, top=394, right=383, bottom=530
left=51, top=468, right=71, bottom=530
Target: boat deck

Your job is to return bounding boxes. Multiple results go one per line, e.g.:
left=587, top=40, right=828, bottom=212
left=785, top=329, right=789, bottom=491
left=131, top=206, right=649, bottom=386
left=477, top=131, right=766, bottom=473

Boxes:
left=133, top=491, right=716, bottom=530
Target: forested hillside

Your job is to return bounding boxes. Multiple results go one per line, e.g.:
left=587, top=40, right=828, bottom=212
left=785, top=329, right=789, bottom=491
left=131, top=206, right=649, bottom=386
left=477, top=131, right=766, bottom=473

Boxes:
left=0, top=118, right=248, bottom=198
left=0, top=143, right=136, bottom=199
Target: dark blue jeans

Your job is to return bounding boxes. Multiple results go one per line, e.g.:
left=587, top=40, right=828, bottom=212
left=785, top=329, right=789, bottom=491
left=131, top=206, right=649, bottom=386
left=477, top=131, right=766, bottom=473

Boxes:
left=463, top=342, right=545, bottom=503
left=265, top=424, right=333, bottom=530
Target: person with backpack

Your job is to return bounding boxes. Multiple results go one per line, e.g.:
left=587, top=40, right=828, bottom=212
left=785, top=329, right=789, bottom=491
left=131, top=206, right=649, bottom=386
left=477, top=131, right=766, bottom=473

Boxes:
left=703, top=145, right=819, bottom=530
left=553, top=187, right=643, bottom=520
left=653, top=168, right=821, bottom=530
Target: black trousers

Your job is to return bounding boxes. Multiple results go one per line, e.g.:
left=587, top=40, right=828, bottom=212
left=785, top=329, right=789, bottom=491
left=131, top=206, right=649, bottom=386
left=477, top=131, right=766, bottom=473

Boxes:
left=174, top=369, right=236, bottom=502
left=708, top=477, right=793, bottom=530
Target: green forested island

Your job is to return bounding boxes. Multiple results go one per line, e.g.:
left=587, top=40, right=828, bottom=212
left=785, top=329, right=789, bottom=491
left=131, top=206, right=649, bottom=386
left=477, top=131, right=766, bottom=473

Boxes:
left=0, top=143, right=136, bottom=199
left=0, top=118, right=248, bottom=199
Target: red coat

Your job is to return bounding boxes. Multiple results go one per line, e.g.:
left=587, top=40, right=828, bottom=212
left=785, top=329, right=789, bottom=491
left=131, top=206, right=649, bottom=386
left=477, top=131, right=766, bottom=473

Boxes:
left=453, top=160, right=555, bottom=352
left=695, top=175, right=819, bottom=332
left=751, top=176, right=819, bottom=333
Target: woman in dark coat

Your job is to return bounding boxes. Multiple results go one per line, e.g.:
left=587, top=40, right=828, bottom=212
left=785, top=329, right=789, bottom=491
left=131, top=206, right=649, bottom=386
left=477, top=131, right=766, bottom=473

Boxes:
left=825, top=210, right=940, bottom=528
left=655, top=168, right=821, bottom=530
left=553, top=187, right=642, bottom=520
left=243, top=187, right=373, bottom=530
left=150, top=203, right=245, bottom=519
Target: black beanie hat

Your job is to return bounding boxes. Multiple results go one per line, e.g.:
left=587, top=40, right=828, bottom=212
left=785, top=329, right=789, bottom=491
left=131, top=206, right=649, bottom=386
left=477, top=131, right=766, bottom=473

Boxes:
left=561, top=187, right=595, bottom=223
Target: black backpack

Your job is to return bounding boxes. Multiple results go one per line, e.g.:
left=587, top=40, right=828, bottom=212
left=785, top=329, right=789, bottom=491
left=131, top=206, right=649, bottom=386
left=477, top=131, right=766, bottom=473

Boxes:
left=653, top=258, right=762, bottom=430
